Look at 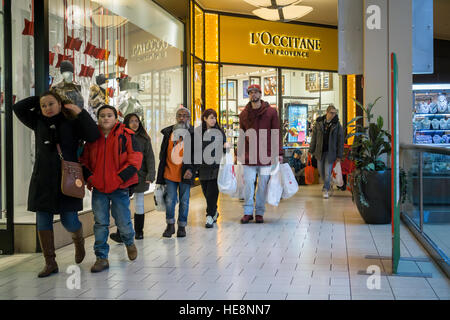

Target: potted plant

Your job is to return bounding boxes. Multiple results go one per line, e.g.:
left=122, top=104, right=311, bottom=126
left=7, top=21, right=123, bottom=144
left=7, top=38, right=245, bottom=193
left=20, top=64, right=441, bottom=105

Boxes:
left=347, top=97, right=392, bottom=224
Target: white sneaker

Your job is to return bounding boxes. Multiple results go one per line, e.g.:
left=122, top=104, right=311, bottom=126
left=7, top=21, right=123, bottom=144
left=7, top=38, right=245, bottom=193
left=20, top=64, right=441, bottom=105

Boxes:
left=213, top=211, right=219, bottom=223
left=205, top=216, right=214, bottom=228
left=323, top=191, right=329, bottom=199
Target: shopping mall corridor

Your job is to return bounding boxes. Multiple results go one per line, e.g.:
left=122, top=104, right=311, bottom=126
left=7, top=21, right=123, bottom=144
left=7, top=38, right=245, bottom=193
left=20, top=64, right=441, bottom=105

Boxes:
left=0, top=185, right=449, bottom=300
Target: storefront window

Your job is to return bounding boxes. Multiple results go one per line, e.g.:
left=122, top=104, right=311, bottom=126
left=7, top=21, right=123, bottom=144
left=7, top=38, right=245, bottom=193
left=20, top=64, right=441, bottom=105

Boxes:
left=281, top=69, right=342, bottom=147
left=12, top=0, right=35, bottom=224
left=0, top=3, right=5, bottom=229
left=47, top=0, right=184, bottom=199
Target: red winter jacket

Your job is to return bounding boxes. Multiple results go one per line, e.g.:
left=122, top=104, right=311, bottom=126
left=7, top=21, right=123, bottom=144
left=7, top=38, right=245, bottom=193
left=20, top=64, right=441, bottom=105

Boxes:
left=239, top=100, right=283, bottom=166
left=80, top=122, right=143, bottom=194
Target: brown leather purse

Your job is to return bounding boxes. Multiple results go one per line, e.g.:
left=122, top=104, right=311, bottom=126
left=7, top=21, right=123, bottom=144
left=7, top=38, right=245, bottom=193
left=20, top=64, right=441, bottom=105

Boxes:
left=57, top=144, right=85, bottom=199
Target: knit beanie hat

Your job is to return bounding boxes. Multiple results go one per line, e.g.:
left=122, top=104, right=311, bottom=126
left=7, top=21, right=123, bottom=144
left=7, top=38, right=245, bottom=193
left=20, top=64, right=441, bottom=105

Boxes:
left=60, top=60, right=74, bottom=74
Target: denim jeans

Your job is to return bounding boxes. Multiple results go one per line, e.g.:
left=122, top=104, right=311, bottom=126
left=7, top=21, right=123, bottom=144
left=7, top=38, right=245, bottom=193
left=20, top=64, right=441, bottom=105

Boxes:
left=134, top=192, right=145, bottom=215
left=36, top=211, right=81, bottom=232
left=317, top=152, right=334, bottom=191
left=165, top=179, right=191, bottom=227
left=92, top=188, right=135, bottom=259
left=243, top=165, right=271, bottom=216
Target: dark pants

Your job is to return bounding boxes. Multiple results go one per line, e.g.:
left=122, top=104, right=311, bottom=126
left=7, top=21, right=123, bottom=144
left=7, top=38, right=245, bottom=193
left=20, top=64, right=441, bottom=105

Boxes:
left=200, top=179, right=219, bottom=217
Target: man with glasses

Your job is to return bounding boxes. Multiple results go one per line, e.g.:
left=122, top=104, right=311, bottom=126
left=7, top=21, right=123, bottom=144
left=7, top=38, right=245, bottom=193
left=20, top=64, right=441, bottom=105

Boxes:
left=156, top=107, right=197, bottom=237
left=309, top=105, right=344, bottom=199
left=238, top=84, right=283, bottom=224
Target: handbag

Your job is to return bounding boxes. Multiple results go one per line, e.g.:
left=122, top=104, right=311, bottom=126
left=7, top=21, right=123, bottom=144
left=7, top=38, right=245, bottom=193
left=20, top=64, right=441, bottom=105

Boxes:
left=57, top=144, right=85, bottom=199
left=305, top=154, right=315, bottom=185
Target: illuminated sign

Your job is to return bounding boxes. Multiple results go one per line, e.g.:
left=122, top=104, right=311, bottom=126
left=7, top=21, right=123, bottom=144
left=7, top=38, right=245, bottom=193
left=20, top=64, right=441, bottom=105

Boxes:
left=220, top=16, right=338, bottom=71
left=250, top=31, right=321, bottom=58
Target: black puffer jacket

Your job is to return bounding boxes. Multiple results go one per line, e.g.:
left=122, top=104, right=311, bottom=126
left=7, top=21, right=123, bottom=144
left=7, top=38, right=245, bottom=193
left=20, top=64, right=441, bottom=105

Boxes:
left=156, top=125, right=197, bottom=185
left=13, top=96, right=100, bottom=213
left=309, top=115, right=344, bottom=163
left=133, top=126, right=156, bottom=193
left=194, top=122, right=226, bottom=181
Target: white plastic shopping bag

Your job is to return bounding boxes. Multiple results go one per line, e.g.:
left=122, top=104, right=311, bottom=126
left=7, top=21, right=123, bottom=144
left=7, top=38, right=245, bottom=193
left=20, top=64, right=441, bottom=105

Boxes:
left=231, top=164, right=245, bottom=199
left=266, top=164, right=283, bottom=206
left=154, top=184, right=166, bottom=212
left=332, top=161, right=344, bottom=187
left=217, top=152, right=237, bottom=195
left=280, top=163, right=299, bottom=199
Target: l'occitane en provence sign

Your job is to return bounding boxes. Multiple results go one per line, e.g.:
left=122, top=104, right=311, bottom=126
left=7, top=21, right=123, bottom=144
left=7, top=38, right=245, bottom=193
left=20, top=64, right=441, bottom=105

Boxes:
left=220, top=16, right=337, bottom=71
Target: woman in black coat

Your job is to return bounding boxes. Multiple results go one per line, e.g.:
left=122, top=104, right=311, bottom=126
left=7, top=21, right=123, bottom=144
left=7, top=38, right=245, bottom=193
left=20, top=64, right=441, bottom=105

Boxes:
left=110, top=113, right=155, bottom=241
left=13, top=92, right=100, bottom=278
left=195, top=109, right=228, bottom=228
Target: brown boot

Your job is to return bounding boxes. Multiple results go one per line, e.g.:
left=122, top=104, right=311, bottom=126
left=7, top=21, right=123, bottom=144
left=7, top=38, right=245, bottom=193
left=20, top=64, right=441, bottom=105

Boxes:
left=126, top=244, right=138, bottom=261
left=71, top=226, right=85, bottom=264
left=37, top=230, right=59, bottom=278
left=90, top=258, right=109, bottom=273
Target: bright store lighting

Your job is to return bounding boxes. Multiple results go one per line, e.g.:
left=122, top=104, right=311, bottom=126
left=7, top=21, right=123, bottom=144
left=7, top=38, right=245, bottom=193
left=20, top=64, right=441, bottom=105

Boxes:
left=243, top=0, right=302, bottom=8
left=253, top=5, right=313, bottom=21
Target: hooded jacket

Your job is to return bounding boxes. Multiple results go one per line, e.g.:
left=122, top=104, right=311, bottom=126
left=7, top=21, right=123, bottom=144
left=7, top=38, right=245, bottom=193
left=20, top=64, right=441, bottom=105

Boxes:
left=309, top=115, right=344, bottom=163
left=156, top=125, right=197, bottom=185
left=80, top=122, right=143, bottom=193
left=13, top=96, right=100, bottom=213
left=239, top=100, right=283, bottom=166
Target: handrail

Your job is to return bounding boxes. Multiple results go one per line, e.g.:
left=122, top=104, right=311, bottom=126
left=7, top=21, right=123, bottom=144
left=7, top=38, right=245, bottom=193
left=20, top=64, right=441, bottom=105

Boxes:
left=400, top=143, right=450, bottom=155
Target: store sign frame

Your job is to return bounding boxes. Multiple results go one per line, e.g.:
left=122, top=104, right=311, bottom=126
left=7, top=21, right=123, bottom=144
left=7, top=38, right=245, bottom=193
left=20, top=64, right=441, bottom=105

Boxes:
left=220, top=16, right=338, bottom=71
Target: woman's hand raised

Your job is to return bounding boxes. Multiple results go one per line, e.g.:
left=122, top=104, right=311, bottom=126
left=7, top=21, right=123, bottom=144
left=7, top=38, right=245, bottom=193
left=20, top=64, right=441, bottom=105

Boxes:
left=64, top=104, right=82, bottom=116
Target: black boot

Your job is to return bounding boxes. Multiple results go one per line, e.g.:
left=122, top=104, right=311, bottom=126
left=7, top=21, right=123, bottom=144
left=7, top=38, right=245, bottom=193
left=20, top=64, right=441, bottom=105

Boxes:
left=177, top=226, right=186, bottom=238
left=134, top=214, right=145, bottom=240
left=162, top=223, right=175, bottom=238
left=110, top=229, right=123, bottom=243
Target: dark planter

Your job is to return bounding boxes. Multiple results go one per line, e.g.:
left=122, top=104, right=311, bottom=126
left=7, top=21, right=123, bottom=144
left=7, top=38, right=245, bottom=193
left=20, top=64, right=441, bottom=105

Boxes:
left=353, top=169, right=391, bottom=224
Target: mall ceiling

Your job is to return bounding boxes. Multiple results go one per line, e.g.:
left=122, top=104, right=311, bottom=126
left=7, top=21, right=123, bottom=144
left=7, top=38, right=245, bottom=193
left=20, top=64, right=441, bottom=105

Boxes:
left=154, top=0, right=450, bottom=40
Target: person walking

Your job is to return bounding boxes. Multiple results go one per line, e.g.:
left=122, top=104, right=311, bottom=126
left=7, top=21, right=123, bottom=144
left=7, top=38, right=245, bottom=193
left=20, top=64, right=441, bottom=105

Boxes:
left=80, top=105, right=143, bottom=273
left=156, top=107, right=196, bottom=238
left=110, top=113, right=155, bottom=241
left=238, top=84, right=283, bottom=224
left=195, top=109, right=228, bottom=228
left=13, top=92, right=100, bottom=278
left=309, top=105, right=344, bottom=199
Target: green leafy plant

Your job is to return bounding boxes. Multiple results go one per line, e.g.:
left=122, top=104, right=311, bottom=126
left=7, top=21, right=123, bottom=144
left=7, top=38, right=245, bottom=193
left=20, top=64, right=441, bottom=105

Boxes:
left=347, top=97, right=392, bottom=207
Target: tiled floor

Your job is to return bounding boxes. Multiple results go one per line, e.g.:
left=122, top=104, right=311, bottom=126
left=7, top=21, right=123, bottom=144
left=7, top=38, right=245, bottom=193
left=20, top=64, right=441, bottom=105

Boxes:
left=0, top=185, right=449, bottom=300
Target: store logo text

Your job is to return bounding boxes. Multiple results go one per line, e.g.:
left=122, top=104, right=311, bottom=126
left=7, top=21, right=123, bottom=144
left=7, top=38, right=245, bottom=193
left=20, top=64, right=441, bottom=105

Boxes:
left=250, top=31, right=321, bottom=58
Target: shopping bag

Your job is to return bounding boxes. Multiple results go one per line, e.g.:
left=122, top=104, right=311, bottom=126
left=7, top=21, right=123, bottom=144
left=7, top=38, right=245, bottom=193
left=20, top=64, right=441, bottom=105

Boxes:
left=280, top=163, right=299, bottom=199
left=217, top=152, right=237, bottom=195
left=305, top=154, right=315, bottom=185
left=154, top=184, right=166, bottom=212
left=266, top=164, right=283, bottom=206
left=230, top=164, right=245, bottom=199
left=331, top=161, right=344, bottom=187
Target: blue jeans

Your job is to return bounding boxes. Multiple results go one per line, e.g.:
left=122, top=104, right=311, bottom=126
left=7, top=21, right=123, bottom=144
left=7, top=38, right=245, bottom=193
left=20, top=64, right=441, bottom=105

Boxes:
left=243, top=165, right=271, bottom=216
left=165, top=179, right=191, bottom=227
left=317, top=152, right=334, bottom=191
left=92, top=188, right=135, bottom=259
left=36, top=211, right=81, bottom=232
left=134, top=192, right=145, bottom=215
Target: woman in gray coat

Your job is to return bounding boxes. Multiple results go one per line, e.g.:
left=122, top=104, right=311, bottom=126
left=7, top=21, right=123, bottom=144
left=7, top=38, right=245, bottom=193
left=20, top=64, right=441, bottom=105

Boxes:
left=309, top=105, right=344, bottom=199
left=110, top=113, right=155, bottom=241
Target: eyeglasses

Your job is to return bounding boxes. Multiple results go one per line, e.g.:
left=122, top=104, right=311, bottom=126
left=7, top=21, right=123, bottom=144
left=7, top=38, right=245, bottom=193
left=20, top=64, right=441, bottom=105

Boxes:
left=177, top=113, right=190, bottom=118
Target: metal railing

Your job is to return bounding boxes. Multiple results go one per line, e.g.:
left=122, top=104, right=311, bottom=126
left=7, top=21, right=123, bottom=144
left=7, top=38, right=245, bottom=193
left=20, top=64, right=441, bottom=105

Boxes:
left=400, top=143, right=450, bottom=278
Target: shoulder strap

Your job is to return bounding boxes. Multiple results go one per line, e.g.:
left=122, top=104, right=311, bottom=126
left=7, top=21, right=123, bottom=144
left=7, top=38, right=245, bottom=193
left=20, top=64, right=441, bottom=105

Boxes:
left=56, top=143, right=64, bottom=160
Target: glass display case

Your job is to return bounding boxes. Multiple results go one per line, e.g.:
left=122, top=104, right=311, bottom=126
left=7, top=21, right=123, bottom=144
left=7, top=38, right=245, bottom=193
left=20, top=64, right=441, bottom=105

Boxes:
left=412, top=84, right=450, bottom=147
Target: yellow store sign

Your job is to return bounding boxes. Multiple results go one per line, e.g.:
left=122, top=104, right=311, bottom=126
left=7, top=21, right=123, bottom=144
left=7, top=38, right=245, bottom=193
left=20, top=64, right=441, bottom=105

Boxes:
left=220, top=16, right=338, bottom=71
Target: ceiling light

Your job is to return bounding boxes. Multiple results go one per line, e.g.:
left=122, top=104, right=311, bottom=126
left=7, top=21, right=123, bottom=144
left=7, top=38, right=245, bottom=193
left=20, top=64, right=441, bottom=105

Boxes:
left=253, top=5, right=313, bottom=22
left=243, top=0, right=302, bottom=8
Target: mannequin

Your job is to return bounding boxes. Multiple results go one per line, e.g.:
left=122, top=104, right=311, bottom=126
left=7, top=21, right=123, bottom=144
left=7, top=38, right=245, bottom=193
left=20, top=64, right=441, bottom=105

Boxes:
left=89, top=74, right=107, bottom=112
left=51, top=60, right=84, bottom=109
left=118, top=79, right=144, bottom=118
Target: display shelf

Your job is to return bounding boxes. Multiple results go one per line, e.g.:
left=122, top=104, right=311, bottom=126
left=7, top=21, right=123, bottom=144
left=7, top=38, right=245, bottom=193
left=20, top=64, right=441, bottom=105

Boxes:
left=415, top=143, right=450, bottom=147
left=415, top=129, right=450, bottom=132
left=414, top=113, right=450, bottom=117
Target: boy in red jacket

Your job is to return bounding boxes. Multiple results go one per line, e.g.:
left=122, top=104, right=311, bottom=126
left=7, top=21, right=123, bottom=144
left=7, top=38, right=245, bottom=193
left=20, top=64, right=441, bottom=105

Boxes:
left=80, top=105, right=143, bottom=273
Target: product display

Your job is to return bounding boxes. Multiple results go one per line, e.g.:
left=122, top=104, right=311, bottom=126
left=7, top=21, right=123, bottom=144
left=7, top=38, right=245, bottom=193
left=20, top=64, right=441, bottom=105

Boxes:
left=412, top=85, right=450, bottom=146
